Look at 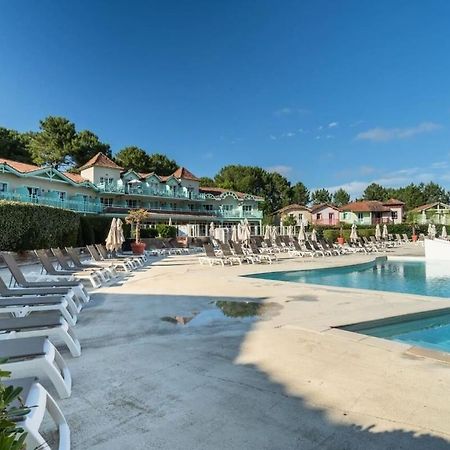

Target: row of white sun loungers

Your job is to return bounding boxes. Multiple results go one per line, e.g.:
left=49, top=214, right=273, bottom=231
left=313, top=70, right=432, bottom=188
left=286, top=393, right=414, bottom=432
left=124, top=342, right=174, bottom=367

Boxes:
left=198, top=232, right=414, bottom=266
left=0, top=245, right=148, bottom=450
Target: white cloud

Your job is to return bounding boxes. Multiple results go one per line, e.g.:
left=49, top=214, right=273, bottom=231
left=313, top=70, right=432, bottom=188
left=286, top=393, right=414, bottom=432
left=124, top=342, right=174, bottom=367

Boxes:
left=356, top=122, right=442, bottom=142
left=202, top=151, right=214, bottom=160
left=317, top=125, right=323, bottom=131
left=266, top=165, right=293, bottom=177
left=328, top=121, right=338, bottom=128
left=269, top=135, right=277, bottom=140
left=274, top=107, right=309, bottom=117
left=349, top=120, right=365, bottom=128
left=285, top=132, right=295, bottom=137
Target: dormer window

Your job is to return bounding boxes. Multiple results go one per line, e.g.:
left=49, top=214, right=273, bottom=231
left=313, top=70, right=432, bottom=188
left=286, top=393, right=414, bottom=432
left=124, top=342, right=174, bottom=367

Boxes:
left=100, top=177, right=114, bottom=184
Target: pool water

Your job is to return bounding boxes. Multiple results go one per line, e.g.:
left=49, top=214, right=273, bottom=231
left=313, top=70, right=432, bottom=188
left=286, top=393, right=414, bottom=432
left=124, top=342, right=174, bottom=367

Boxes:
left=340, top=309, right=450, bottom=353
left=249, top=258, right=450, bottom=299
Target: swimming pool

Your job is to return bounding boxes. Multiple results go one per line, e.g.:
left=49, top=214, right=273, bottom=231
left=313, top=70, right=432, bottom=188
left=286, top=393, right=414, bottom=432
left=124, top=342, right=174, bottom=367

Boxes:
left=339, top=308, right=450, bottom=353
left=249, top=258, right=450, bottom=299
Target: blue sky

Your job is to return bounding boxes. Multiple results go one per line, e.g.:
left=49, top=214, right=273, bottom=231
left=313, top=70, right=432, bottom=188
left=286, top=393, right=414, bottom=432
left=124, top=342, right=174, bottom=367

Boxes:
left=1, top=0, right=450, bottom=197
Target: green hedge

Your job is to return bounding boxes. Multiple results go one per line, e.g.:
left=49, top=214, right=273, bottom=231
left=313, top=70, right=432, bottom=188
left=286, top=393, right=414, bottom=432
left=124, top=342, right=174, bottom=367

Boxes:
left=77, top=216, right=112, bottom=246
left=0, top=201, right=80, bottom=251
left=156, top=224, right=177, bottom=238
left=140, top=228, right=158, bottom=238
left=321, top=223, right=428, bottom=243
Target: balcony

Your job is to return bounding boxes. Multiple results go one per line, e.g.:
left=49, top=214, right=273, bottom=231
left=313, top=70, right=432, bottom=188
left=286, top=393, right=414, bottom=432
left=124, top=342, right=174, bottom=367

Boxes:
left=0, top=191, right=103, bottom=214
left=95, top=182, right=207, bottom=201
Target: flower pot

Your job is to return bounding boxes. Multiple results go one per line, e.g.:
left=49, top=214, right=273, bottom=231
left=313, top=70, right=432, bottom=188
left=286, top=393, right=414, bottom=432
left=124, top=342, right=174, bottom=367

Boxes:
left=412, top=234, right=418, bottom=242
left=337, top=237, right=345, bottom=245
left=131, top=241, right=146, bottom=255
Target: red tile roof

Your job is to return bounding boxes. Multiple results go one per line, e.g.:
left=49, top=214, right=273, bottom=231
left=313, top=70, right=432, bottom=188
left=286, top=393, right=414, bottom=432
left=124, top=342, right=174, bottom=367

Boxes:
left=0, top=158, right=41, bottom=173
left=383, top=198, right=405, bottom=206
left=275, top=204, right=311, bottom=214
left=411, top=202, right=450, bottom=212
left=200, top=186, right=264, bottom=201
left=310, top=203, right=341, bottom=213
left=63, top=172, right=87, bottom=183
left=172, top=167, right=200, bottom=181
left=340, top=201, right=391, bottom=212
left=79, top=153, right=123, bottom=171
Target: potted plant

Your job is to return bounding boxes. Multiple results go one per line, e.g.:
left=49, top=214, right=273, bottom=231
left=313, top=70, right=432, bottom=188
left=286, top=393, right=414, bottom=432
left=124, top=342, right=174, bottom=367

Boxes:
left=125, top=208, right=151, bottom=254
left=337, top=226, right=345, bottom=245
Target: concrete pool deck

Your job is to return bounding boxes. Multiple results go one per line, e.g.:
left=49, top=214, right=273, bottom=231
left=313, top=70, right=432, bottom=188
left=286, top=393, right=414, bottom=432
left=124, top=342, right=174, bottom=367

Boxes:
left=53, top=244, right=450, bottom=449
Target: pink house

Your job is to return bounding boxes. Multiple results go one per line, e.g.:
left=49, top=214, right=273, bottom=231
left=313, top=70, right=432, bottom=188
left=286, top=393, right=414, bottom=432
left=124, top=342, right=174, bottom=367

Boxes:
left=310, top=203, right=341, bottom=226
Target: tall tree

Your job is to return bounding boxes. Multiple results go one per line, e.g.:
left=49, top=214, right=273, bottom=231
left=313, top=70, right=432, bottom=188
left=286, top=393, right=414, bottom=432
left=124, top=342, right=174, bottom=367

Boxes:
left=311, top=188, right=332, bottom=204
left=215, top=165, right=266, bottom=197
left=115, top=146, right=150, bottom=172
left=422, top=182, right=450, bottom=204
left=0, top=127, right=33, bottom=163
left=146, top=153, right=178, bottom=175
left=263, top=171, right=292, bottom=214
left=363, top=183, right=387, bottom=201
left=199, top=176, right=216, bottom=187
left=332, top=188, right=350, bottom=206
left=72, top=130, right=111, bottom=167
left=290, top=182, right=310, bottom=205
left=29, top=116, right=76, bottom=168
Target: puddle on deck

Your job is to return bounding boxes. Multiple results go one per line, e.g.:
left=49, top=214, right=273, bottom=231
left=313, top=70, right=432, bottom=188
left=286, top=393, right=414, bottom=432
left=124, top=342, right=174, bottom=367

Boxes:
left=161, top=300, right=279, bottom=327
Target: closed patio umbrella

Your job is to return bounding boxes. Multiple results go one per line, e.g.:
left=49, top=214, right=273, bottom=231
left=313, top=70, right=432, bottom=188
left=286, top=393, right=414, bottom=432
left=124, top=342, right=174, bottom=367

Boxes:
left=350, top=224, right=358, bottom=242
left=427, top=223, right=433, bottom=236
left=115, top=218, right=125, bottom=251
left=431, top=224, right=437, bottom=238
left=382, top=224, right=388, bottom=239
left=287, top=225, right=293, bottom=237
left=298, top=222, right=306, bottom=242
left=375, top=224, right=381, bottom=240
left=241, top=219, right=251, bottom=244
left=105, top=218, right=118, bottom=251
left=441, top=226, right=447, bottom=239
left=263, top=225, right=271, bottom=240
left=231, top=225, right=238, bottom=242
left=271, top=225, right=278, bottom=241
left=310, top=228, right=317, bottom=242
left=209, top=222, right=215, bottom=238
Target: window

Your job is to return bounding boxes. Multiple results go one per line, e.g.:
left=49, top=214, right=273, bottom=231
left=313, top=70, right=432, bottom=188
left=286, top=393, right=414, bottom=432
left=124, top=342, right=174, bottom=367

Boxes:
left=357, top=212, right=364, bottom=221
left=100, top=198, right=113, bottom=207
left=126, top=199, right=137, bottom=208
left=222, top=205, right=232, bottom=211
left=27, top=187, right=40, bottom=198
left=243, top=205, right=252, bottom=212
left=316, top=213, right=322, bottom=220
left=56, top=191, right=66, bottom=200
left=100, top=177, right=114, bottom=184
left=203, top=204, right=213, bottom=211
left=391, top=211, right=398, bottom=220
left=0, top=183, right=7, bottom=193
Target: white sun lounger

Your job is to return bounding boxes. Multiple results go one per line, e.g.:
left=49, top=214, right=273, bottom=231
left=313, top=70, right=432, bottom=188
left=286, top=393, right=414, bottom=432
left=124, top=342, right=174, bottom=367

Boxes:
left=9, top=377, right=70, bottom=450
left=0, top=312, right=81, bottom=357
left=0, top=295, right=78, bottom=326
left=1, top=337, right=72, bottom=399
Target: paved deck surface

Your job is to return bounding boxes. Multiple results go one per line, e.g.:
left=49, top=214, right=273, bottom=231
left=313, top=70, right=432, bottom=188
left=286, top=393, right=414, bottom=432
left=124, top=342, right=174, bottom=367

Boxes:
left=38, top=244, right=450, bottom=449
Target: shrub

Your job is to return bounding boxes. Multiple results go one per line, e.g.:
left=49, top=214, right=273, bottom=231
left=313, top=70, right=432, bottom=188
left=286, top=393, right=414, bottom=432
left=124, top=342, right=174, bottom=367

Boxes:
left=156, top=224, right=177, bottom=238
left=0, top=362, right=30, bottom=449
left=0, top=201, right=80, bottom=251
left=140, top=228, right=158, bottom=238
left=77, top=215, right=112, bottom=246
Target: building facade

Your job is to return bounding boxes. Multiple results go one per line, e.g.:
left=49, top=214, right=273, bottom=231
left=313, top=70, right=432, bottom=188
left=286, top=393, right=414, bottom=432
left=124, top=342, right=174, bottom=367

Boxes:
left=310, top=203, right=341, bottom=226
left=274, top=204, right=312, bottom=226
left=409, top=202, right=450, bottom=225
left=0, top=153, right=263, bottom=236
left=340, top=199, right=404, bottom=225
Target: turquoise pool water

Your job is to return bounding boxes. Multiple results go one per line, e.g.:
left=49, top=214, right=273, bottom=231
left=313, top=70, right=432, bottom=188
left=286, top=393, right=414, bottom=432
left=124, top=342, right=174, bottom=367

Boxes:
left=340, top=309, right=450, bottom=353
left=249, top=258, right=450, bottom=298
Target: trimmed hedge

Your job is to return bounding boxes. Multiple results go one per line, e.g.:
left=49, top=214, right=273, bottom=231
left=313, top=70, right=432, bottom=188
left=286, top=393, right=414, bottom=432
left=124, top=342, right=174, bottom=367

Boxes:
left=77, top=216, right=112, bottom=246
left=321, top=223, right=428, bottom=243
left=0, top=201, right=80, bottom=251
left=140, top=228, right=158, bottom=238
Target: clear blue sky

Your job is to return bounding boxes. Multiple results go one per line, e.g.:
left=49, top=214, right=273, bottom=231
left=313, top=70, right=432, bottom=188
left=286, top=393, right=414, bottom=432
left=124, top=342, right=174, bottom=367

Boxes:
left=1, top=0, right=450, bottom=197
